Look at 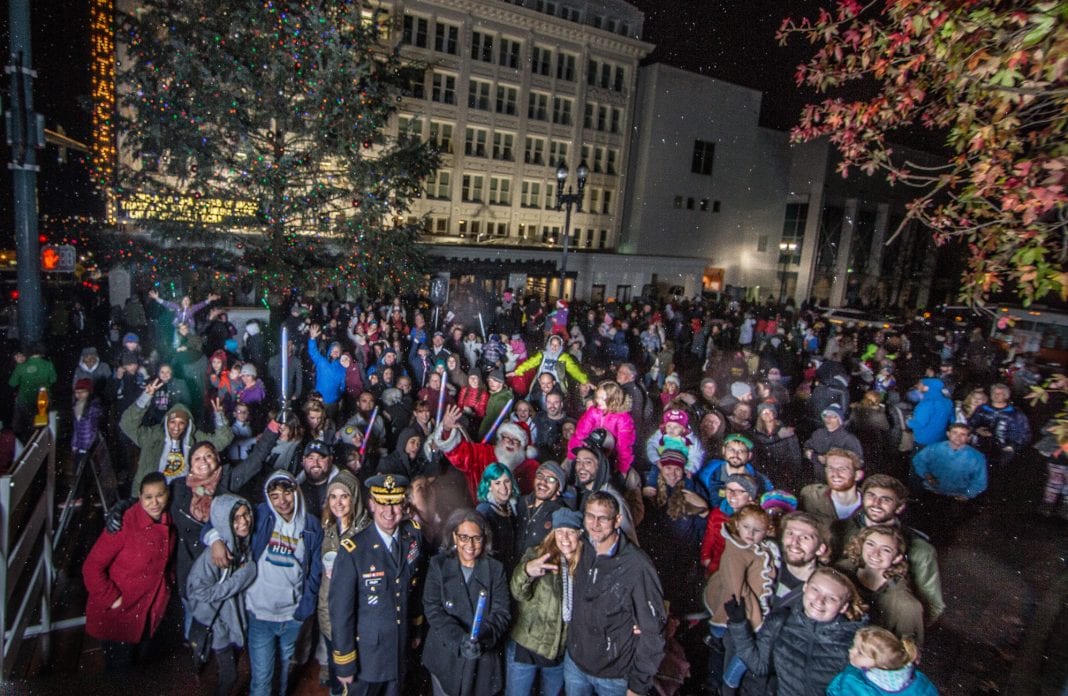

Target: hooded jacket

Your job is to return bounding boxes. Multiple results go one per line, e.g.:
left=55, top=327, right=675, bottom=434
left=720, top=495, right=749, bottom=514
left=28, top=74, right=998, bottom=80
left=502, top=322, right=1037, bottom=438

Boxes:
left=566, top=533, right=666, bottom=694
left=906, top=378, right=953, bottom=446
left=512, top=339, right=588, bottom=391
left=244, top=470, right=324, bottom=622
left=186, top=494, right=257, bottom=650
left=121, top=396, right=234, bottom=492
left=317, top=470, right=370, bottom=640
left=307, top=336, right=346, bottom=405
left=168, top=435, right=272, bottom=597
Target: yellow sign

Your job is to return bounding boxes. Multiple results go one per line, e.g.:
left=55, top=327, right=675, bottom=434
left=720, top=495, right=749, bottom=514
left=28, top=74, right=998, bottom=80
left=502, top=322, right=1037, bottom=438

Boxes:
left=119, top=192, right=258, bottom=225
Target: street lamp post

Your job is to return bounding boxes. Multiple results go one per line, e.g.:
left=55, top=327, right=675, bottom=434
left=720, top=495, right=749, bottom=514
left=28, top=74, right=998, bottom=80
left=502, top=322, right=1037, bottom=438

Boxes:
left=555, top=160, right=588, bottom=301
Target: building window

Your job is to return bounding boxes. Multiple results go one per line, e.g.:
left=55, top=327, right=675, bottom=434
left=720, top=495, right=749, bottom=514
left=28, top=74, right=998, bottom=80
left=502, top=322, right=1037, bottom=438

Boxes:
left=397, top=114, right=422, bottom=136
left=431, top=72, right=456, bottom=104
left=499, top=37, right=521, bottom=68
left=360, top=8, right=391, bottom=41
left=425, top=170, right=451, bottom=199
left=524, top=136, right=545, bottom=165
left=588, top=189, right=599, bottom=212
left=550, top=141, right=569, bottom=167
left=602, top=190, right=612, bottom=214
left=461, top=174, right=484, bottom=202
left=713, top=200, right=721, bottom=212
left=489, top=177, right=512, bottom=205
left=692, top=139, right=715, bottom=175
left=490, top=222, right=509, bottom=237
left=557, top=52, right=576, bottom=81
left=592, top=147, right=603, bottom=174
left=492, top=132, right=515, bottom=161
left=596, top=105, right=608, bottom=132
left=699, top=198, right=709, bottom=211
left=584, top=228, right=594, bottom=248
left=673, top=195, right=683, bottom=209
left=616, top=285, right=631, bottom=302
left=531, top=45, right=552, bottom=76
left=613, top=66, right=625, bottom=91
left=521, top=180, right=542, bottom=207
left=471, top=31, right=494, bottom=62
left=780, top=203, right=809, bottom=264
left=610, top=107, right=622, bottom=134
left=468, top=79, right=492, bottom=111
left=495, top=85, right=518, bottom=115
left=528, top=92, right=549, bottom=121
left=541, top=225, right=560, bottom=243
left=434, top=22, right=458, bottom=54
left=464, top=127, right=487, bottom=157
left=584, top=103, right=595, bottom=129
left=606, top=149, right=618, bottom=175
left=429, top=121, right=453, bottom=153
left=599, top=229, right=608, bottom=249
left=757, top=235, right=769, bottom=252
left=555, top=96, right=572, bottom=124
left=544, top=183, right=556, bottom=209
left=686, top=197, right=694, bottom=210
left=581, top=144, right=591, bottom=166
left=517, top=223, right=527, bottom=240
left=402, top=14, right=428, bottom=47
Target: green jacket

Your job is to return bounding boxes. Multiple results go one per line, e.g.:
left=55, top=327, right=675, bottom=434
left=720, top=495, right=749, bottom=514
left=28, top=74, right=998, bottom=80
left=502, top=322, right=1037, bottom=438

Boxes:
left=841, top=514, right=946, bottom=625
left=478, top=387, right=516, bottom=440
left=120, top=395, right=233, bottom=492
left=8, top=356, right=57, bottom=404
left=509, top=546, right=569, bottom=661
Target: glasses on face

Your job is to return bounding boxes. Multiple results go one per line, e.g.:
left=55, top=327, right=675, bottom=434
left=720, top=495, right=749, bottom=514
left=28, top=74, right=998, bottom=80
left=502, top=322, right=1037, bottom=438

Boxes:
left=499, top=435, right=521, bottom=445
left=535, top=473, right=558, bottom=484
left=455, top=533, right=484, bottom=545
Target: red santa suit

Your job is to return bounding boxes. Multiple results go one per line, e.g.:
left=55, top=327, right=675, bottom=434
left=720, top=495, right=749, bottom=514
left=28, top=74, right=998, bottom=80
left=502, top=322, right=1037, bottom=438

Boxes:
left=433, top=421, right=539, bottom=499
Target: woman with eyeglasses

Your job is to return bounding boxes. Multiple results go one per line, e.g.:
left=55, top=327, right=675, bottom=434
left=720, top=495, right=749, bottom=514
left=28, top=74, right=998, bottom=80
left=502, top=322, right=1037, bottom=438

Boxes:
left=423, top=510, right=511, bottom=696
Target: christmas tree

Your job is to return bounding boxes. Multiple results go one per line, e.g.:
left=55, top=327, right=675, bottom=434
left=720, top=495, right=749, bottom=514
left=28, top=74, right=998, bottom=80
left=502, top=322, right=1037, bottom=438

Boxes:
left=115, top=0, right=439, bottom=294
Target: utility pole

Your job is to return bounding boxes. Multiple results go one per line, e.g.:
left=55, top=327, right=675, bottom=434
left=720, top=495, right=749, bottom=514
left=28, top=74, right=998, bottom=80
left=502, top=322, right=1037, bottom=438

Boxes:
left=5, top=0, right=45, bottom=343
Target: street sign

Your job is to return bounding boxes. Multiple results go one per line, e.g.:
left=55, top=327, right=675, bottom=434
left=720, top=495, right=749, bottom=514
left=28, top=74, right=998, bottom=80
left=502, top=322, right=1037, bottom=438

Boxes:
left=41, top=244, right=75, bottom=272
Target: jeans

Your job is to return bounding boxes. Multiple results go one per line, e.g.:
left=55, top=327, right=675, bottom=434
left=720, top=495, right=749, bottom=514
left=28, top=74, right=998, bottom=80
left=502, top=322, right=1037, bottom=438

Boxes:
left=247, top=615, right=304, bottom=696
left=562, top=652, right=628, bottom=696
left=506, top=639, right=564, bottom=696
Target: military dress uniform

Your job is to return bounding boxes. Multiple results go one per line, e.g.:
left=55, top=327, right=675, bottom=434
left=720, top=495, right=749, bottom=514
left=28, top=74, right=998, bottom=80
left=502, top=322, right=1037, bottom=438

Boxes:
left=329, top=475, right=425, bottom=696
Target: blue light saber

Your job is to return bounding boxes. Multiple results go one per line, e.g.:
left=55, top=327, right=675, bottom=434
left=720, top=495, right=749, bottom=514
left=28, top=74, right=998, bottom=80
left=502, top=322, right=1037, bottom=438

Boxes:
left=470, top=590, right=487, bottom=641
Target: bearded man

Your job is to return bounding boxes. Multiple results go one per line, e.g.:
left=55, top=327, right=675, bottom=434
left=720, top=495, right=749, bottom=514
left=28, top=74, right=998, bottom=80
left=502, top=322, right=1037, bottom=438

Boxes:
left=433, top=404, right=539, bottom=500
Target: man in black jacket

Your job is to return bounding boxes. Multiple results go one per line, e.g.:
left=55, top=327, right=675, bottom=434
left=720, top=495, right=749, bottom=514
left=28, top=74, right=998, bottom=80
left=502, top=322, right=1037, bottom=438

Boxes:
left=565, top=491, right=665, bottom=696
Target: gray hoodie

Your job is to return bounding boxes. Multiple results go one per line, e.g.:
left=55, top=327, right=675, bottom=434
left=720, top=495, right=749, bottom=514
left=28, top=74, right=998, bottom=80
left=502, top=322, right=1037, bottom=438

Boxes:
left=186, top=494, right=256, bottom=650
left=245, top=470, right=307, bottom=622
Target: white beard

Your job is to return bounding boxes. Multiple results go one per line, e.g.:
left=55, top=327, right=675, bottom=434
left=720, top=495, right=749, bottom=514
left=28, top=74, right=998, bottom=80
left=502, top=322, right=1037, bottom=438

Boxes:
left=494, top=442, right=525, bottom=469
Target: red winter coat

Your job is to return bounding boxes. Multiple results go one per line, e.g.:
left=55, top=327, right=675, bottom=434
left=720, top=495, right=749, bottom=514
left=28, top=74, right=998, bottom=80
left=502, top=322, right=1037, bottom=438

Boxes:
left=457, top=386, right=489, bottom=418
left=700, top=507, right=729, bottom=575
left=82, top=502, right=175, bottom=643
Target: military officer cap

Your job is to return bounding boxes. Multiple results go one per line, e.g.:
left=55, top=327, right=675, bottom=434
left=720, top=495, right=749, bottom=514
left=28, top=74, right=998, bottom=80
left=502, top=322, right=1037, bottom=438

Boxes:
left=366, top=473, right=409, bottom=505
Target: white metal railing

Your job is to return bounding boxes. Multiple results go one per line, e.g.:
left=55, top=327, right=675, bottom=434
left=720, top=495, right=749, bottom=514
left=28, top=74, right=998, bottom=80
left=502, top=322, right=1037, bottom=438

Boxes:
left=0, top=426, right=55, bottom=679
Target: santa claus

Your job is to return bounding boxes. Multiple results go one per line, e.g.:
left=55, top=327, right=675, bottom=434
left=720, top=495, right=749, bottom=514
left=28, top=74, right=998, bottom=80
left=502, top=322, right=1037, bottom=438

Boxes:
left=432, top=404, right=540, bottom=500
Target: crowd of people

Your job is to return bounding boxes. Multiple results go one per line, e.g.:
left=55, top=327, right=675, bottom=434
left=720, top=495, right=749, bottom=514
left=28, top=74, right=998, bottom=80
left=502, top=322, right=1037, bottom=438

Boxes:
left=8, top=286, right=1064, bottom=696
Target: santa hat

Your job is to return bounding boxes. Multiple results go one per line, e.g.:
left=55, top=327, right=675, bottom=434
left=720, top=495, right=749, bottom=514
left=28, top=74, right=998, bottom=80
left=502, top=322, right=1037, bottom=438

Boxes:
left=496, top=421, right=538, bottom=460
left=556, top=299, right=568, bottom=310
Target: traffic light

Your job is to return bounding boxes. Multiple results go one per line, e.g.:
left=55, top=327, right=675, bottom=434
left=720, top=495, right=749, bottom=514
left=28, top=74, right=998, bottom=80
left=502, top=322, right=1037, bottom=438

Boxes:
left=41, top=244, right=75, bottom=272
left=41, top=245, right=60, bottom=270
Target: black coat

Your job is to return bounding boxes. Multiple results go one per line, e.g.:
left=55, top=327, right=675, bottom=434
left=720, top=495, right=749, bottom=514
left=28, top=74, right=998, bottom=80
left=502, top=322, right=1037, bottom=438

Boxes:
left=167, top=448, right=264, bottom=597
left=328, top=521, right=424, bottom=682
left=421, top=553, right=510, bottom=696
left=728, top=599, right=865, bottom=696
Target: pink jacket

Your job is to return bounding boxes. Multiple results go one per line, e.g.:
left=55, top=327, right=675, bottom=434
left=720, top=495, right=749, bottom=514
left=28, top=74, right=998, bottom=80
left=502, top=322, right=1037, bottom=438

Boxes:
left=567, top=406, right=636, bottom=474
